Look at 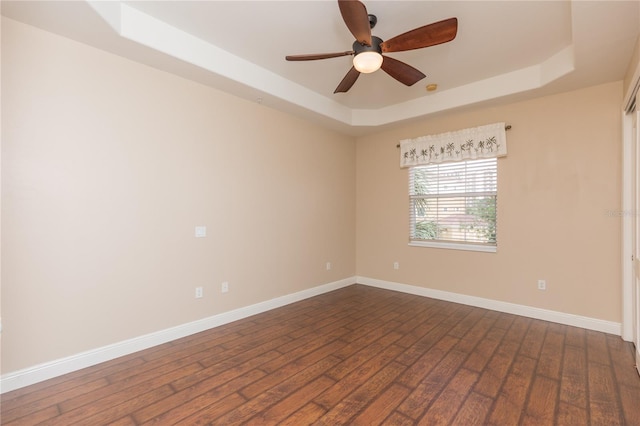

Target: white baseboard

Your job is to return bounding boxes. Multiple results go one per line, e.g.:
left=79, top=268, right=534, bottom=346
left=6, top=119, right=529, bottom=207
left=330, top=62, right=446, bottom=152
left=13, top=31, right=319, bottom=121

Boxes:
left=0, top=277, right=355, bottom=394
left=2, top=275, right=622, bottom=394
left=356, top=276, right=621, bottom=336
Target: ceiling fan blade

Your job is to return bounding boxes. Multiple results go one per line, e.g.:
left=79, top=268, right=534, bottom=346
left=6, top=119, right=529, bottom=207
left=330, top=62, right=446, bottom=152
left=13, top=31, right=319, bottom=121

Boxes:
left=286, top=51, right=355, bottom=61
left=338, top=0, right=372, bottom=46
left=334, top=66, right=361, bottom=93
left=381, top=17, right=458, bottom=53
left=380, top=56, right=426, bottom=86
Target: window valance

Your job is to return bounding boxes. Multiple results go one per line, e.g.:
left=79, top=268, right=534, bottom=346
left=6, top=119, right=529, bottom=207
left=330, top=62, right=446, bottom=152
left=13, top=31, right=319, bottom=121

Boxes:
left=400, top=122, right=507, bottom=168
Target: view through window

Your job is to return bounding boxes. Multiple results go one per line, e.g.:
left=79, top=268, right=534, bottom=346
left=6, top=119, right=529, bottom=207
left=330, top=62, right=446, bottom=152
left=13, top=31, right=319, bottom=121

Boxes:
left=409, top=158, right=497, bottom=249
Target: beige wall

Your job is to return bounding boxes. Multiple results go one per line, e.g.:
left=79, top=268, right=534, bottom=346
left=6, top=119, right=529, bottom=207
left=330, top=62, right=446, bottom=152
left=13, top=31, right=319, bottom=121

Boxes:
left=1, top=18, right=356, bottom=373
left=0, top=15, right=627, bottom=378
left=356, top=81, right=622, bottom=323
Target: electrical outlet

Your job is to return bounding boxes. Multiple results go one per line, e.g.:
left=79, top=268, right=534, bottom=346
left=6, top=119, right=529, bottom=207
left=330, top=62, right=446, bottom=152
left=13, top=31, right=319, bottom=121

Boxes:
left=195, top=287, right=203, bottom=298
left=326, top=262, right=331, bottom=271
left=221, top=282, right=229, bottom=293
left=537, top=279, right=546, bottom=290
left=393, top=262, right=399, bottom=270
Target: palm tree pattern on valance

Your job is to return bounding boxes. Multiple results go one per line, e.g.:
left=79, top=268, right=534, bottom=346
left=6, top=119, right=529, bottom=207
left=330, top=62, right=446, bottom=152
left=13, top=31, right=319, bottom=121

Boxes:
left=400, top=122, right=507, bottom=168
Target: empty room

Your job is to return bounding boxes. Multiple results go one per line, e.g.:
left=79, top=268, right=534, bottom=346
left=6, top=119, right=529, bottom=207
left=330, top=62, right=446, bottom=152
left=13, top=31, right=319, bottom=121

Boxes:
left=2, top=0, right=640, bottom=424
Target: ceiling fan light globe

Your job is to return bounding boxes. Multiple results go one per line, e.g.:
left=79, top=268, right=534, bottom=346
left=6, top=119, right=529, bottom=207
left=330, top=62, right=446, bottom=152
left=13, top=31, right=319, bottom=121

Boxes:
left=353, top=52, right=383, bottom=73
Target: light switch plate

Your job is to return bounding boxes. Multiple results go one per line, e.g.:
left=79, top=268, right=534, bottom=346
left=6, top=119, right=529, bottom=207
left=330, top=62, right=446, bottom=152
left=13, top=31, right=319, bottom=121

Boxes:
left=195, top=226, right=207, bottom=238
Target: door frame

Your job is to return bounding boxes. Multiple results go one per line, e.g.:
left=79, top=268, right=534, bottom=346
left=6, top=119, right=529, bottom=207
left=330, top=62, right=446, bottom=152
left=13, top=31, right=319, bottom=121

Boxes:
left=622, top=103, right=635, bottom=341
left=622, top=62, right=640, bottom=342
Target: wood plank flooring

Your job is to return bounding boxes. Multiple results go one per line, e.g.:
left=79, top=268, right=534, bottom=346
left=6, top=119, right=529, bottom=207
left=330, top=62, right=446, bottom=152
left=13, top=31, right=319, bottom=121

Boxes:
left=3, top=284, right=640, bottom=425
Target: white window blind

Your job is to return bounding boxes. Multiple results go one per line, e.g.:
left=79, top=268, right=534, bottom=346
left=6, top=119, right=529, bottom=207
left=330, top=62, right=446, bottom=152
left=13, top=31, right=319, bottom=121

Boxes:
left=409, top=158, right=497, bottom=248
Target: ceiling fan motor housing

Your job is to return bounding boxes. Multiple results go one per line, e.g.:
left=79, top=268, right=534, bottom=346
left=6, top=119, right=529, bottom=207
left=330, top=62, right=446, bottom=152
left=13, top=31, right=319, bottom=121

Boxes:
left=353, top=35, right=383, bottom=54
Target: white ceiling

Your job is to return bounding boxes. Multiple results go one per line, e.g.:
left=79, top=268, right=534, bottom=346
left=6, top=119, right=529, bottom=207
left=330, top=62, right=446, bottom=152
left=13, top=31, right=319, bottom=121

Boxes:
left=2, top=1, right=639, bottom=135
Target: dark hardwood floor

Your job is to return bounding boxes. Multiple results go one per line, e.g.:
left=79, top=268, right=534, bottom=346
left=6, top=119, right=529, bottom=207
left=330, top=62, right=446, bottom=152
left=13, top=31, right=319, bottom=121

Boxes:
left=3, top=284, right=640, bottom=425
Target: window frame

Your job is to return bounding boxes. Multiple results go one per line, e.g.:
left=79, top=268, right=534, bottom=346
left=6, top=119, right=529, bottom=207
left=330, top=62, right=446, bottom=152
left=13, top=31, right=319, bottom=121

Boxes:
left=408, top=158, right=498, bottom=253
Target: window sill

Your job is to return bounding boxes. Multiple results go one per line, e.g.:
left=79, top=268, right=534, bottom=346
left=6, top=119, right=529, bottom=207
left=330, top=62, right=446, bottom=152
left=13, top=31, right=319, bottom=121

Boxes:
left=409, top=240, right=497, bottom=253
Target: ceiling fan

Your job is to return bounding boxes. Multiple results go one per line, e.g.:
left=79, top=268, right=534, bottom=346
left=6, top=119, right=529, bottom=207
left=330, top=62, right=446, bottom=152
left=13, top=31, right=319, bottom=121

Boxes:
left=285, top=0, right=458, bottom=94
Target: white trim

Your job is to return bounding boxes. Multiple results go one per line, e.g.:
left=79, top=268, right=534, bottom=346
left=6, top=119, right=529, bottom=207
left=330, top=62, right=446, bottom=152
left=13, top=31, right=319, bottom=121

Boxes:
left=622, top=111, right=635, bottom=341
left=356, top=276, right=621, bottom=336
left=0, top=277, right=355, bottom=394
left=409, top=241, right=497, bottom=253
left=2, top=275, right=623, bottom=393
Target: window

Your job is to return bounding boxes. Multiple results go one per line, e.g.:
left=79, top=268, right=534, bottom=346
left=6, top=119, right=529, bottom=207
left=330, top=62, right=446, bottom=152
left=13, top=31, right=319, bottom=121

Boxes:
left=409, top=158, right=497, bottom=252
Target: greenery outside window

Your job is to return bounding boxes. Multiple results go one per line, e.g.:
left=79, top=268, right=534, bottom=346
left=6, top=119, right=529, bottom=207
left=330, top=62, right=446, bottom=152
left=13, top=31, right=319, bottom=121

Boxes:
left=409, top=158, right=497, bottom=252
